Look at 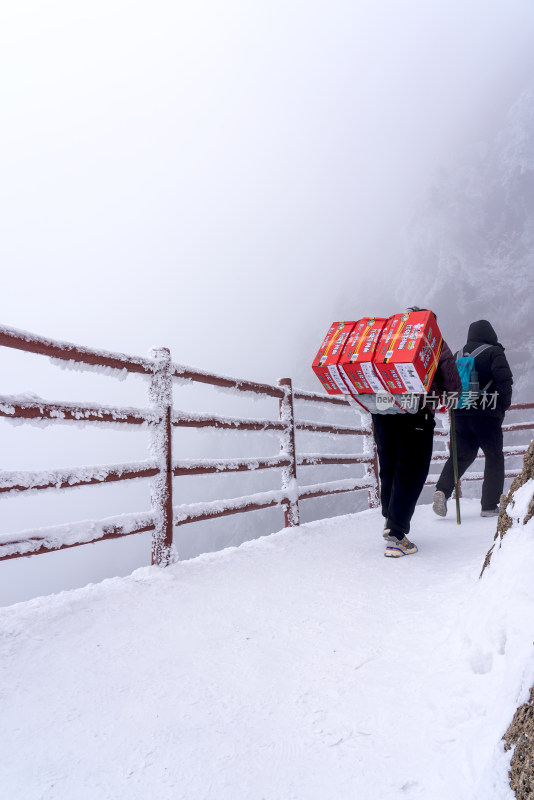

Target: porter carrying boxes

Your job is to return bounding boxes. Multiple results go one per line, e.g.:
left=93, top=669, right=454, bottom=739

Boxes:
left=312, top=310, right=443, bottom=411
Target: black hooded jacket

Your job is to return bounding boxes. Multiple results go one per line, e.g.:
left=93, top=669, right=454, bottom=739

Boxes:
left=456, top=320, right=513, bottom=420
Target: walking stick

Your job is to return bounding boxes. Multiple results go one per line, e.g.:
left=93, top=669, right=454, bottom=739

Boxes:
left=450, top=409, right=461, bottom=525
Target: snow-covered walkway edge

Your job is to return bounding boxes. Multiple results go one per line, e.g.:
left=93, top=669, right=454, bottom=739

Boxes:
left=1, top=500, right=533, bottom=800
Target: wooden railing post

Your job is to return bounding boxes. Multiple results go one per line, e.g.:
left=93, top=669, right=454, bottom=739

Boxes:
left=149, top=347, right=175, bottom=566
left=366, top=422, right=380, bottom=509
left=278, top=378, right=300, bottom=527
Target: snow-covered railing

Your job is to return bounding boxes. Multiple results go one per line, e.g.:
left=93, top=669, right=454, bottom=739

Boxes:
left=2, top=323, right=531, bottom=567
left=0, top=325, right=379, bottom=565
left=426, top=403, right=534, bottom=490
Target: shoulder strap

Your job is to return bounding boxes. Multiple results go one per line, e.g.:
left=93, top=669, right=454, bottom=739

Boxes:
left=466, top=344, right=492, bottom=359
left=468, top=344, right=494, bottom=392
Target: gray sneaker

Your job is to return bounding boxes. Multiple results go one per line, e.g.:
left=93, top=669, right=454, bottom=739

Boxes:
left=480, top=507, right=499, bottom=517
left=382, top=523, right=391, bottom=539
left=432, top=490, right=447, bottom=517
left=384, top=536, right=418, bottom=558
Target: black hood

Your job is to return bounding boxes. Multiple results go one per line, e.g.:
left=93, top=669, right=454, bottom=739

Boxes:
left=467, top=320, right=499, bottom=346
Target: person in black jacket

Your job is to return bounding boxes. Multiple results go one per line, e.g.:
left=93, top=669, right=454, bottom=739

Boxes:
left=433, top=319, right=513, bottom=518
left=374, top=310, right=462, bottom=558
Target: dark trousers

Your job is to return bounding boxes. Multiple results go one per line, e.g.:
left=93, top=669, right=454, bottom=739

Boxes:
left=436, top=414, right=504, bottom=510
left=372, top=408, right=435, bottom=539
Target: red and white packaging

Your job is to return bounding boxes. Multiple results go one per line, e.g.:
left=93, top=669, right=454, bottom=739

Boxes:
left=373, top=310, right=443, bottom=394
left=338, top=317, right=388, bottom=394
left=312, top=321, right=357, bottom=395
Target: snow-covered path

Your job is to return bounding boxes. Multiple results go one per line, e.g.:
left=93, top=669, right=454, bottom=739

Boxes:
left=1, top=500, right=534, bottom=800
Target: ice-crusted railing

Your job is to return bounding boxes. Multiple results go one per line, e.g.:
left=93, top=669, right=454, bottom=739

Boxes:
left=0, top=324, right=380, bottom=566
left=424, top=403, right=534, bottom=494
left=3, top=323, right=533, bottom=566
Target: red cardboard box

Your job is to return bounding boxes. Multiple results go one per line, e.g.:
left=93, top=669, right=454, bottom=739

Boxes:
left=338, top=317, right=388, bottom=394
left=373, top=310, right=443, bottom=394
left=312, top=321, right=357, bottom=395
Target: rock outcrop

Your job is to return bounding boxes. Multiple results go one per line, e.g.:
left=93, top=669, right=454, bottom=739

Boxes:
left=503, top=687, right=534, bottom=800
left=480, top=440, right=534, bottom=577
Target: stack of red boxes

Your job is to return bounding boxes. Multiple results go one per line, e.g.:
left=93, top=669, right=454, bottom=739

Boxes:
left=312, top=310, right=442, bottom=408
left=373, top=311, right=442, bottom=394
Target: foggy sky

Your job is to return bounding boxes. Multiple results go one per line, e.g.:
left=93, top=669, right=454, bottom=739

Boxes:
left=2, top=0, right=534, bottom=386
left=2, top=1, right=534, bottom=603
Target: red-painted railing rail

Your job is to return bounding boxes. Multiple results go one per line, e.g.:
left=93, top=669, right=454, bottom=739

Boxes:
left=424, top=406, right=534, bottom=494
left=1, top=324, right=532, bottom=565
left=0, top=325, right=378, bottom=564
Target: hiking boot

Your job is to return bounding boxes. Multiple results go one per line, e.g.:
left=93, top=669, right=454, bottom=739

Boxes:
left=480, top=507, right=499, bottom=517
left=384, top=536, right=418, bottom=558
left=432, top=490, right=447, bottom=517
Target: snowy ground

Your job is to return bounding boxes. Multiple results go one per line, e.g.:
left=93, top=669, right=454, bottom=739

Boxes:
left=1, top=499, right=534, bottom=800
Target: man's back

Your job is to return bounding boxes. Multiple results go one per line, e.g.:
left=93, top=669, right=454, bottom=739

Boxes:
left=456, top=319, right=513, bottom=418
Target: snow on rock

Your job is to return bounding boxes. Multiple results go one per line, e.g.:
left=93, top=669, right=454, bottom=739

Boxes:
left=503, top=685, right=534, bottom=800
left=482, top=440, right=534, bottom=575
left=0, top=500, right=532, bottom=799
left=485, top=442, right=534, bottom=796
left=506, top=478, right=534, bottom=524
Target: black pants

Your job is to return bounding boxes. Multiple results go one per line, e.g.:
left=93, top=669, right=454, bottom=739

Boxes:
left=372, top=408, right=435, bottom=539
left=436, top=413, right=504, bottom=510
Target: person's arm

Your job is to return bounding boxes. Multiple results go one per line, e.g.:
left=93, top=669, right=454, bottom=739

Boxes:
left=435, top=340, right=462, bottom=396
left=491, top=348, right=513, bottom=413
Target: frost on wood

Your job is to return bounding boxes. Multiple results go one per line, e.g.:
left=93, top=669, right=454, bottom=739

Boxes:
left=170, top=360, right=283, bottom=400
left=172, top=456, right=287, bottom=474
left=299, top=477, right=374, bottom=497
left=0, top=323, right=154, bottom=376
left=0, top=511, right=154, bottom=559
left=278, top=380, right=300, bottom=527
left=0, top=394, right=158, bottom=427
left=148, top=348, right=177, bottom=566
left=360, top=423, right=379, bottom=508
left=49, top=358, right=131, bottom=382
left=297, top=452, right=371, bottom=466
left=296, top=417, right=368, bottom=436
left=172, top=409, right=283, bottom=432
left=172, top=489, right=288, bottom=524
left=0, top=461, right=158, bottom=496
